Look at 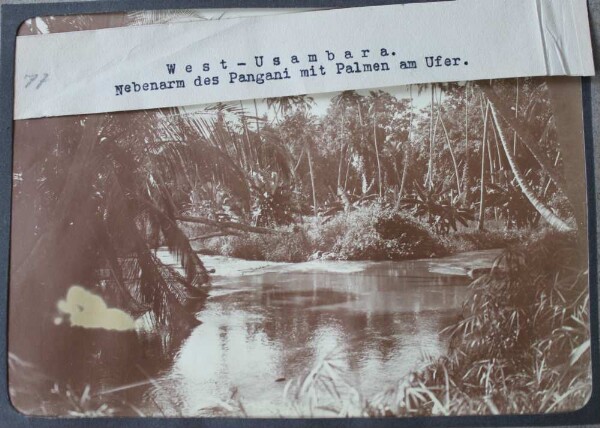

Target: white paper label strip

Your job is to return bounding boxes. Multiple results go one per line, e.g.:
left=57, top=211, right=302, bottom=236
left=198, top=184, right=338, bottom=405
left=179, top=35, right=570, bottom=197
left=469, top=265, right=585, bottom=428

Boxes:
left=14, top=0, right=595, bottom=120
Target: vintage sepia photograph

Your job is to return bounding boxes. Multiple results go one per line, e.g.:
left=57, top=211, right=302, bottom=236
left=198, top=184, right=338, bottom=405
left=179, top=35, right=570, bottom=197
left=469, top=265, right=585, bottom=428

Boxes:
left=8, top=11, right=593, bottom=418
